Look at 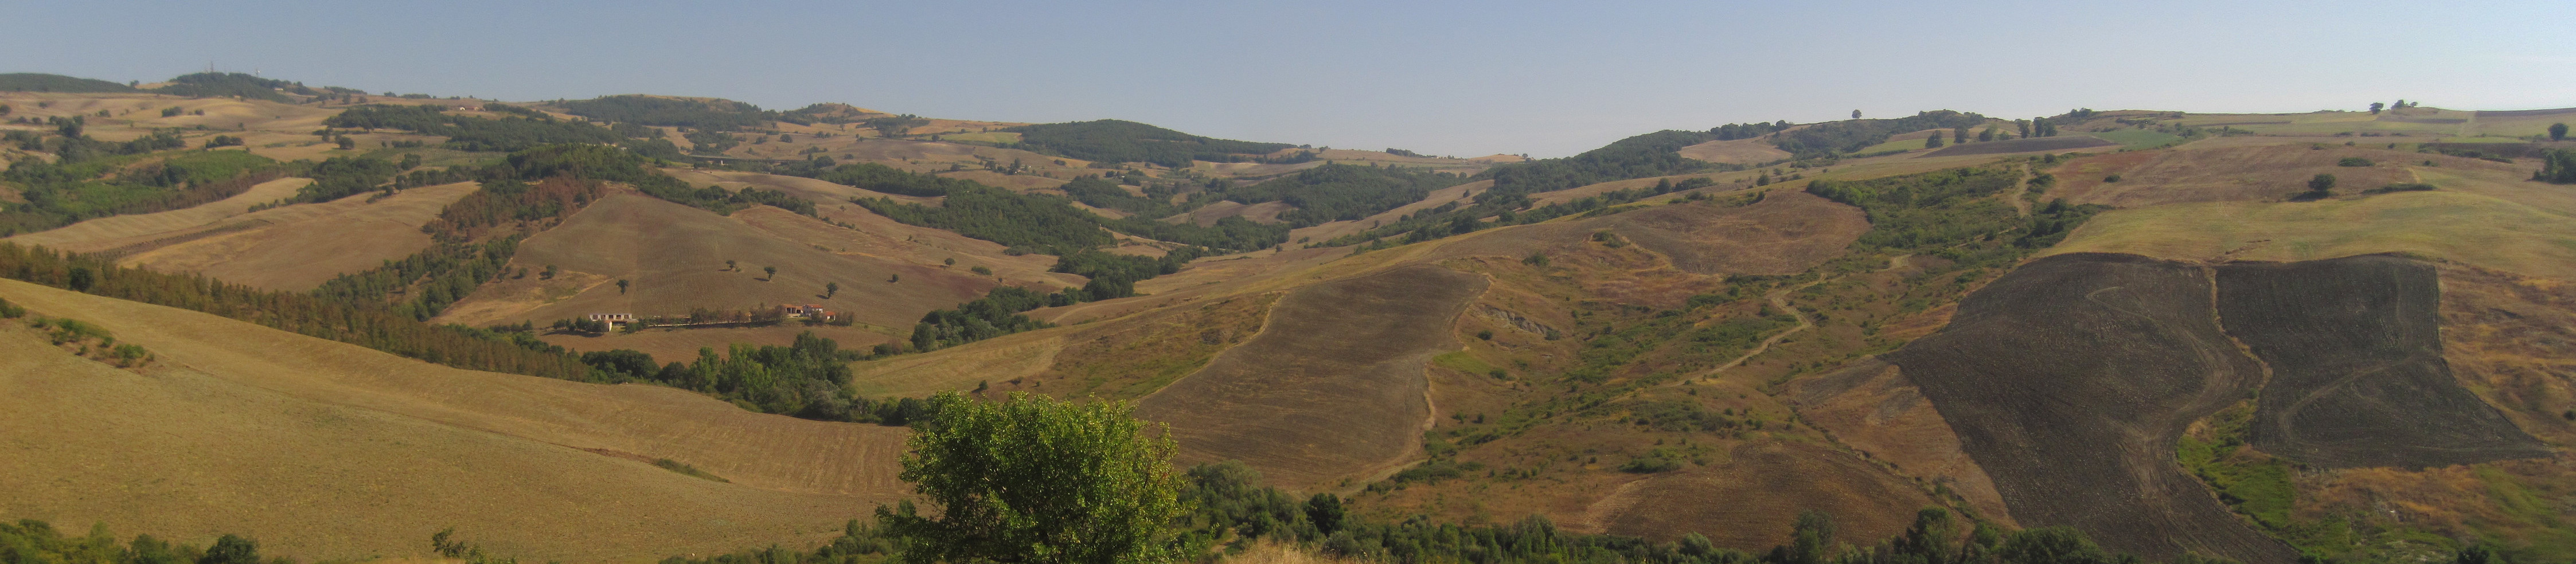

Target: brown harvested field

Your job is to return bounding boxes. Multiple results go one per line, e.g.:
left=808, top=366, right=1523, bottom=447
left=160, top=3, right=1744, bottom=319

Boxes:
left=2439, top=264, right=2576, bottom=447
left=1787, top=358, right=2016, bottom=524
left=3, top=177, right=312, bottom=253
left=1590, top=441, right=1937, bottom=548
left=2048, top=144, right=2426, bottom=207
left=1886, top=253, right=2296, bottom=563
left=1428, top=190, right=1868, bottom=276
left=0, top=279, right=908, bottom=562
left=1677, top=138, right=1792, bottom=164
left=1289, top=181, right=1489, bottom=244
left=539, top=323, right=896, bottom=360
left=435, top=193, right=1005, bottom=332
left=663, top=169, right=942, bottom=206
left=1918, top=135, right=2116, bottom=157
left=112, top=182, right=479, bottom=291
left=1137, top=264, right=1486, bottom=490
left=2213, top=255, right=2548, bottom=468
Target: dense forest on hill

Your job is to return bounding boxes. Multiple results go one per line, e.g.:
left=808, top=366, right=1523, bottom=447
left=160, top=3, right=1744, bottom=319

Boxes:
left=0, top=72, right=136, bottom=92
left=1710, top=120, right=1793, bottom=140
left=149, top=72, right=305, bottom=101
left=1767, top=110, right=1989, bottom=158
left=556, top=95, right=775, bottom=130
left=322, top=103, right=625, bottom=151
left=1213, top=163, right=1469, bottom=228
left=1479, top=130, right=1735, bottom=204
left=1003, top=120, right=1296, bottom=167
left=1, top=123, right=273, bottom=235
left=840, top=163, right=1287, bottom=253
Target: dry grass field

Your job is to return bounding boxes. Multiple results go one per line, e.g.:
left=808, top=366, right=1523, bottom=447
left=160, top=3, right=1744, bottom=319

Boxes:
left=1138, top=264, right=1486, bottom=491
left=0, top=279, right=908, bottom=562
left=1591, top=441, right=1936, bottom=548
left=3, top=177, right=311, bottom=253
left=1676, top=139, right=1792, bottom=164
left=1787, top=359, right=2016, bottom=524
left=118, top=182, right=479, bottom=291
left=436, top=193, right=1010, bottom=332
left=1428, top=190, right=1867, bottom=276
left=2047, top=190, right=2576, bottom=281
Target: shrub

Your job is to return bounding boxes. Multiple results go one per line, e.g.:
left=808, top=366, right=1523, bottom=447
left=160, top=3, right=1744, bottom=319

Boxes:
left=2337, top=157, right=2375, bottom=167
left=2102, top=174, right=2121, bottom=183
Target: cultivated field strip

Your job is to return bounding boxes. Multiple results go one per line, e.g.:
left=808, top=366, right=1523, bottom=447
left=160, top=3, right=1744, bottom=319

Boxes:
left=1138, top=264, right=1486, bottom=489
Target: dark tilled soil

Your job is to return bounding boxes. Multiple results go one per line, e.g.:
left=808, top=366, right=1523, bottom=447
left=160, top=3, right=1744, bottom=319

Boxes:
left=2215, top=255, right=2549, bottom=468
left=1919, top=135, right=2117, bottom=157
left=1888, top=253, right=2297, bottom=563
left=1137, top=264, right=1487, bottom=489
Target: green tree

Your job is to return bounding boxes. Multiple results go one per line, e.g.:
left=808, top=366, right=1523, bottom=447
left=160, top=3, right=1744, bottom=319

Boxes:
left=2308, top=173, right=2337, bottom=193
left=877, top=391, right=1188, bottom=564
left=200, top=534, right=260, bottom=564
left=66, top=267, right=95, bottom=292
left=1788, top=510, right=1836, bottom=564
left=2550, top=122, right=2567, bottom=141
left=616, top=279, right=629, bottom=294
left=826, top=281, right=839, bottom=298
left=1925, top=133, right=1945, bottom=149
left=2370, top=102, right=2385, bottom=114
left=1852, top=109, right=1862, bottom=119
left=727, top=259, right=737, bottom=271
left=763, top=265, right=777, bottom=280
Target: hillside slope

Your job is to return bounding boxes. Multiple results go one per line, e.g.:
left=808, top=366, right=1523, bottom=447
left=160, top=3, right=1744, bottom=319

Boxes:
left=0, top=279, right=908, bottom=562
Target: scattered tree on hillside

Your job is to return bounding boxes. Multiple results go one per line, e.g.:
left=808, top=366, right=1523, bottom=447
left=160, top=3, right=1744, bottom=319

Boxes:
left=763, top=266, right=777, bottom=281
left=1925, top=134, right=1945, bottom=149
left=1953, top=126, right=1969, bottom=144
left=876, top=391, right=1186, bottom=564
left=826, top=281, right=839, bottom=298
left=2551, top=123, right=2567, bottom=142
left=1852, top=109, right=1862, bottom=119
left=2535, top=149, right=2576, bottom=184
left=616, top=279, right=629, bottom=294
left=2370, top=102, right=2386, bottom=114
left=1978, top=127, right=1997, bottom=142
left=889, top=273, right=900, bottom=283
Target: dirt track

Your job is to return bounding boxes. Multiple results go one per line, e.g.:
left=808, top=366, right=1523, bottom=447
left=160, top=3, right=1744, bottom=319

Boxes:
left=2215, top=255, right=2548, bottom=468
left=1137, top=264, right=1486, bottom=489
left=1887, top=253, right=2297, bottom=563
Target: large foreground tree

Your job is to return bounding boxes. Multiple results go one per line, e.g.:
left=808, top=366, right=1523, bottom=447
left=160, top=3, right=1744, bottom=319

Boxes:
left=879, top=391, right=1188, bottom=564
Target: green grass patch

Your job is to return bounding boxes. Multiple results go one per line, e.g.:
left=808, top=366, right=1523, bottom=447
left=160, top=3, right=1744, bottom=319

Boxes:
left=2094, top=128, right=2184, bottom=149
left=1433, top=350, right=1496, bottom=375
left=937, top=131, right=1021, bottom=144
left=2438, top=136, right=2528, bottom=144
left=653, top=458, right=730, bottom=483
left=1852, top=137, right=1926, bottom=155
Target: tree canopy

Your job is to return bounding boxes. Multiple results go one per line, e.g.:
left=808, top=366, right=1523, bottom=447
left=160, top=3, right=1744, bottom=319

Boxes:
left=879, top=391, right=1188, bottom=564
left=1004, top=120, right=1295, bottom=168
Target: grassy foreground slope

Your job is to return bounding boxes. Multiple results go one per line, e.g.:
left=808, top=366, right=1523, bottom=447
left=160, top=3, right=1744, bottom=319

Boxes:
left=0, top=279, right=908, bottom=562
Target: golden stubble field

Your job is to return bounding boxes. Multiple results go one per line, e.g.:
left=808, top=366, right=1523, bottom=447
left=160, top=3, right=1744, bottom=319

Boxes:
left=0, top=279, right=911, bottom=562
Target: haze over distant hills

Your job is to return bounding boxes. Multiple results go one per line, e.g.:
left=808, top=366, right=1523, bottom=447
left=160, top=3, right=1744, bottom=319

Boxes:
left=5, top=69, right=2576, bottom=564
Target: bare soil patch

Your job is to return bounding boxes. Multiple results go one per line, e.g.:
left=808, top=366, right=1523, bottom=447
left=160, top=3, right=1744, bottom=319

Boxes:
left=1137, top=264, right=1486, bottom=490
left=2214, top=255, right=2548, bottom=468
left=1887, top=253, right=2296, bottom=563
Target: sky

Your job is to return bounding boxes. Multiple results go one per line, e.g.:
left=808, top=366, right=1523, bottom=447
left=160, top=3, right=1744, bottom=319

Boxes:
left=7, top=0, right=2574, bottom=157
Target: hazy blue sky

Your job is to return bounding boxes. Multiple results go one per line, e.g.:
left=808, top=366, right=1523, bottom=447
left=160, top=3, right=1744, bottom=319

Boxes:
left=8, top=0, right=2571, bottom=156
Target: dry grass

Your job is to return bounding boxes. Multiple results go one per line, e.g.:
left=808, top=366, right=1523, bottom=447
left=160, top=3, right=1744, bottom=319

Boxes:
left=1787, top=359, right=2016, bottom=525
left=0, top=279, right=907, bottom=563
left=436, top=192, right=1025, bottom=332
left=4, top=177, right=311, bottom=253
left=1677, top=139, right=1792, bottom=164
left=114, top=182, right=478, bottom=291
left=2046, top=190, right=2576, bottom=280
left=1589, top=441, right=1937, bottom=547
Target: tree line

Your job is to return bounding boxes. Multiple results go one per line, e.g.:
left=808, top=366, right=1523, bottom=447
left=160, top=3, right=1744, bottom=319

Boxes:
left=1767, top=111, right=1989, bottom=158
left=2, top=147, right=279, bottom=236
left=555, top=95, right=776, bottom=131
left=321, top=103, right=625, bottom=152
left=1002, top=119, right=1298, bottom=168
